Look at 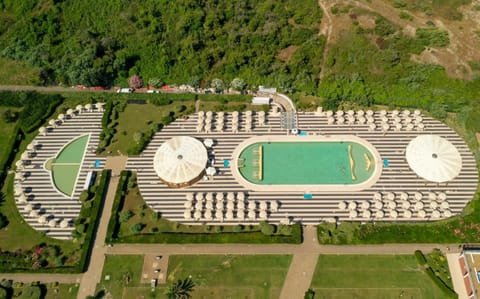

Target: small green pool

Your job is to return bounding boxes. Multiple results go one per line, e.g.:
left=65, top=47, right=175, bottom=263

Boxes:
left=50, top=135, right=89, bottom=197
left=238, top=141, right=375, bottom=185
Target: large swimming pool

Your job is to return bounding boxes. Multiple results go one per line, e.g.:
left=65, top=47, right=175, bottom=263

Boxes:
left=232, top=135, right=381, bottom=192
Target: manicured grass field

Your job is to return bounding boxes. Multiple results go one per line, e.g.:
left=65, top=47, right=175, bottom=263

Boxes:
left=311, top=255, right=448, bottom=299
left=44, top=283, right=79, bottom=299
left=0, top=58, right=40, bottom=85
left=96, top=255, right=144, bottom=299
left=0, top=107, right=20, bottom=159
left=166, top=255, right=292, bottom=299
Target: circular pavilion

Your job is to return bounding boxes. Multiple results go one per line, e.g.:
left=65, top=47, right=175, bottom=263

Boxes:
left=153, top=136, right=208, bottom=188
left=406, top=135, right=462, bottom=183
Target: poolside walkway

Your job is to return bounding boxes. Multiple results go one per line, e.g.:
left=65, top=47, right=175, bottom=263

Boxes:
left=76, top=156, right=127, bottom=299
left=447, top=253, right=469, bottom=299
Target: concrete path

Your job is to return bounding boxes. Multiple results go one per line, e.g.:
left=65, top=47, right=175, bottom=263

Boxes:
left=76, top=156, right=127, bottom=299
left=447, top=253, right=469, bottom=299
left=0, top=273, right=82, bottom=283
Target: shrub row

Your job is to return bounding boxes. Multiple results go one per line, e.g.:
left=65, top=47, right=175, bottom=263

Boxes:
left=77, top=170, right=110, bottom=272
left=424, top=266, right=458, bottom=298
left=113, top=223, right=302, bottom=244
left=414, top=250, right=427, bottom=265
left=105, top=170, right=130, bottom=244
left=0, top=124, right=22, bottom=184
left=18, top=92, right=63, bottom=133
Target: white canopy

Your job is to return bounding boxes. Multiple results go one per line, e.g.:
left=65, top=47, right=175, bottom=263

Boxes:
left=186, top=193, right=194, bottom=201
left=259, top=210, right=267, bottom=219
left=390, top=210, right=398, bottom=219
left=362, top=210, right=371, bottom=218
left=348, top=201, right=357, bottom=210
left=349, top=210, right=357, bottom=218
left=248, top=201, right=256, bottom=210
left=418, top=210, right=426, bottom=218
left=404, top=210, right=412, bottom=219
left=203, top=138, right=214, bottom=148
left=361, top=201, right=370, bottom=210
left=248, top=210, right=256, bottom=219
left=193, top=210, right=202, bottom=220
left=259, top=201, right=268, bottom=211
left=375, top=210, right=384, bottom=219
left=402, top=200, right=411, bottom=210
left=153, top=136, right=208, bottom=186
left=237, top=192, right=245, bottom=201
left=338, top=201, right=347, bottom=210
left=431, top=210, right=441, bottom=219
left=443, top=209, right=452, bottom=218
left=374, top=201, right=383, bottom=210
left=206, top=167, right=216, bottom=176
left=215, top=210, right=223, bottom=219
left=406, top=135, right=462, bottom=183
left=271, top=200, right=279, bottom=212
left=60, top=219, right=70, bottom=228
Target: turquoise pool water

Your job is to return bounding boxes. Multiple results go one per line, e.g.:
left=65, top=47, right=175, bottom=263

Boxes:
left=238, top=141, right=375, bottom=185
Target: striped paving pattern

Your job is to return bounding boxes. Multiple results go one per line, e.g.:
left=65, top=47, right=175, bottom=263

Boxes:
left=127, top=110, right=478, bottom=225
left=14, top=107, right=105, bottom=239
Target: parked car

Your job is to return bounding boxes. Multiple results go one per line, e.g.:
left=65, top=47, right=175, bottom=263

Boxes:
left=117, top=88, right=133, bottom=93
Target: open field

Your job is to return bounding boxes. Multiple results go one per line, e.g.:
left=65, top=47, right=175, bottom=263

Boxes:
left=311, top=255, right=449, bottom=299
left=96, top=255, right=144, bottom=299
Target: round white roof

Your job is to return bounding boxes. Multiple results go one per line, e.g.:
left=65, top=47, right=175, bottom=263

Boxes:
left=406, top=135, right=462, bottom=183
left=153, top=136, right=208, bottom=185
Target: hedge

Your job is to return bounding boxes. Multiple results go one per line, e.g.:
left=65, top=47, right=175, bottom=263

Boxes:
left=77, top=169, right=110, bottom=272
left=414, top=250, right=427, bottom=265
left=105, top=170, right=130, bottom=244
left=424, top=267, right=458, bottom=298
left=0, top=123, right=22, bottom=184
left=197, top=93, right=251, bottom=103
left=149, top=93, right=196, bottom=106
left=113, top=223, right=302, bottom=244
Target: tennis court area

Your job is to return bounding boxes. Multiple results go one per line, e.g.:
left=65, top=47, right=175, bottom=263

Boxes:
left=311, top=255, right=447, bottom=298
left=50, top=135, right=89, bottom=197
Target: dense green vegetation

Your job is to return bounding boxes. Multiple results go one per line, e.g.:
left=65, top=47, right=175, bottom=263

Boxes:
left=391, top=0, right=471, bottom=20
left=107, top=171, right=302, bottom=244
left=0, top=280, right=78, bottom=299
left=310, top=254, right=454, bottom=298
left=0, top=0, right=323, bottom=92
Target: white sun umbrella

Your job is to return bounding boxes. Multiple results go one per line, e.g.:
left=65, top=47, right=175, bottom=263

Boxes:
left=186, top=193, right=194, bottom=201
left=414, top=201, right=424, bottom=211
left=60, top=219, right=70, bottom=228
left=402, top=109, right=410, bottom=116
left=415, top=116, right=423, bottom=123
left=437, top=192, right=447, bottom=201
left=443, top=209, right=452, bottom=218
left=225, top=211, right=234, bottom=220
left=215, top=192, right=225, bottom=203
left=374, top=201, right=383, bottom=210
left=248, top=201, right=256, bottom=210
left=380, top=110, right=387, bottom=116
left=402, top=200, right=411, bottom=210
left=431, top=210, right=441, bottom=219
left=347, top=110, right=354, bottom=116
left=29, top=209, right=39, bottom=217
left=197, top=115, right=204, bottom=124
left=428, top=192, right=437, bottom=201
left=237, top=209, right=245, bottom=220
left=58, top=113, right=65, bottom=121
left=394, top=123, right=402, bottom=131
left=76, top=104, right=83, bottom=113
left=237, top=192, right=245, bottom=201
left=204, top=209, right=213, bottom=220
left=373, top=192, right=382, bottom=201
left=386, top=192, right=395, bottom=201
left=258, top=111, right=265, bottom=117
left=430, top=201, right=438, bottom=209
left=259, top=210, right=267, bottom=219
left=392, top=109, right=399, bottom=116
left=153, top=136, right=208, bottom=186
left=417, top=123, right=425, bottom=131
left=232, top=111, right=239, bottom=117
left=417, top=210, right=426, bottom=218
left=414, top=109, right=421, bottom=116
left=18, top=193, right=27, bottom=203
left=259, top=201, right=267, bottom=211
left=336, top=110, right=344, bottom=116
left=39, top=126, right=47, bottom=136
left=227, top=192, right=235, bottom=201
left=15, top=160, right=23, bottom=169
left=38, top=215, right=47, bottom=224
left=337, top=116, right=345, bottom=124
left=390, top=210, right=398, bottom=219
left=48, top=219, right=57, bottom=228
left=388, top=201, right=396, bottom=210
left=216, top=123, right=224, bottom=132
left=94, top=103, right=104, bottom=111
left=326, top=110, right=333, bottom=117
left=248, top=210, right=256, bottom=219
left=271, top=200, right=279, bottom=212
left=206, top=111, right=213, bottom=118
left=85, top=103, right=92, bottom=111
left=393, top=116, right=401, bottom=123
left=338, top=201, right=347, bottom=210
left=66, top=108, right=74, bottom=117
left=348, top=201, right=357, bottom=210
left=195, top=201, right=203, bottom=210
left=14, top=186, right=23, bottom=196
left=15, top=172, right=24, bottom=181
left=366, top=116, right=374, bottom=124
left=404, top=210, right=412, bottom=219
left=406, top=135, right=462, bottom=183
left=404, top=117, right=412, bottom=123
left=382, top=123, right=390, bottom=132
left=399, top=192, right=408, bottom=201
left=193, top=210, right=202, bottom=220
left=347, top=115, right=355, bottom=124
left=204, top=122, right=212, bottom=133
left=24, top=203, right=33, bottom=212
left=205, top=201, right=213, bottom=210
left=21, top=151, right=30, bottom=160
left=196, top=124, right=203, bottom=133
left=198, top=111, right=205, bottom=118
left=215, top=210, right=223, bottom=220
left=375, top=210, right=384, bottom=219
left=206, top=167, right=216, bottom=176
left=205, top=117, right=212, bottom=124
left=358, top=116, right=366, bottom=124
left=184, top=201, right=193, bottom=209
left=327, top=117, right=335, bottom=124
left=381, top=116, right=388, bottom=123
left=357, top=110, right=365, bottom=116
left=361, top=201, right=370, bottom=210
left=49, top=119, right=56, bottom=128
left=414, top=192, right=423, bottom=201
left=205, top=193, right=213, bottom=202
left=195, top=192, right=203, bottom=202
left=349, top=210, right=358, bottom=218
left=440, top=201, right=449, bottom=210
left=226, top=201, right=235, bottom=211
left=406, top=123, right=414, bottom=131
left=368, top=123, right=376, bottom=131
left=203, top=138, right=214, bottom=148
left=362, top=210, right=371, bottom=218
left=366, top=110, right=374, bottom=116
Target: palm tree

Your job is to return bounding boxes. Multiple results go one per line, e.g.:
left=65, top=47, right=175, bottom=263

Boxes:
left=165, top=277, right=195, bottom=299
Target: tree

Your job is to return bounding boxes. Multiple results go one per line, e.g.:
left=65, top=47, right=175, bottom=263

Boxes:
left=0, top=213, right=8, bottom=229
left=119, top=210, right=134, bottom=223
left=260, top=221, right=276, bottom=235
left=210, top=78, right=224, bottom=92
left=129, top=223, right=144, bottom=233
left=165, top=277, right=195, bottom=299
left=148, top=78, right=163, bottom=88
left=230, top=78, right=246, bottom=92
left=129, top=75, right=144, bottom=89
left=304, top=288, right=315, bottom=299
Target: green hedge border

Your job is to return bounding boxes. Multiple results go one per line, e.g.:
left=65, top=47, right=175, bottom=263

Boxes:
left=416, top=250, right=458, bottom=299
left=105, top=170, right=129, bottom=244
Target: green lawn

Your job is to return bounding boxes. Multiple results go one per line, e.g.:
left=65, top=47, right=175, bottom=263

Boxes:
left=0, top=107, right=21, bottom=158
left=96, top=255, right=144, bottom=299
left=165, top=255, right=292, bottom=299
left=311, top=255, right=449, bottom=299
left=44, top=283, right=79, bottom=299
left=0, top=58, right=40, bottom=85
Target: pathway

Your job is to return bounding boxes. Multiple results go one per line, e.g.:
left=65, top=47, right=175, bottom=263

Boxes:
left=76, top=156, right=127, bottom=299
left=447, top=253, right=469, bottom=299
left=0, top=273, right=82, bottom=284
left=318, top=0, right=334, bottom=79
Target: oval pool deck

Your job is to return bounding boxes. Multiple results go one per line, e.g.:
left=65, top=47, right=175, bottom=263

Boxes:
left=231, top=135, right=382, bottom=192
